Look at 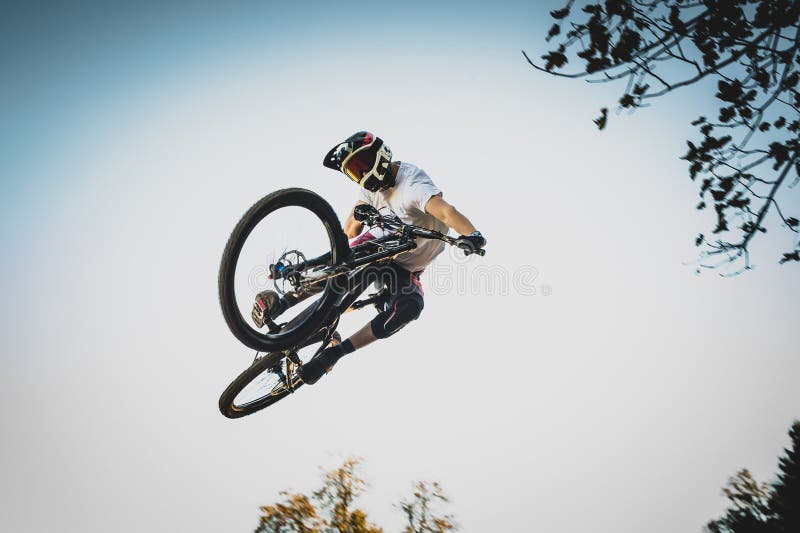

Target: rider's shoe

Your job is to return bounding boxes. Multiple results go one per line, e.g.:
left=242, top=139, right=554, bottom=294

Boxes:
left=299, top=350, right=336, bottom=385
left=251, top=290, right=285, bottom=328
left=299, top=338, right=352, bottom=385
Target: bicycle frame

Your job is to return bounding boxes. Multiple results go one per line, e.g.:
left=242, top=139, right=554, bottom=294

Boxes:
left=268, top=214, right=485, bottom=363
left=270, top=214, right=483, bottom=289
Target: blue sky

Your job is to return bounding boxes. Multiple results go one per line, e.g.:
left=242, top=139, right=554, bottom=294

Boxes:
left=2, top=2, right=799, bottom=533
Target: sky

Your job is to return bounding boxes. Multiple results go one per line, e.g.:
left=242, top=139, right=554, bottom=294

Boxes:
left=1, top=1, right=799, bottom=532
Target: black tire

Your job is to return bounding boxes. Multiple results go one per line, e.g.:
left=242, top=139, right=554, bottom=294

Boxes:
left=218, top=328, right=335, bottom=418
left=218, top=188, right=349, bottom=352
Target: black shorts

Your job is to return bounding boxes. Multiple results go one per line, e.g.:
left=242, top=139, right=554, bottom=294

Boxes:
left=352, top=262, right=423, bottom=306
left=356, top=262, right=424, bottom=338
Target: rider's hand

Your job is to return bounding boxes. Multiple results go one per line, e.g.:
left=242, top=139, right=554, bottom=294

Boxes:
left=456, top=231, right=486, bottom=255
left=353, top=204, right=379, bottom=223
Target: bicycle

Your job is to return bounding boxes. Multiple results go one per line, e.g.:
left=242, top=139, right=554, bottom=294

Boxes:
left=217, top=188, right=484, bottom=418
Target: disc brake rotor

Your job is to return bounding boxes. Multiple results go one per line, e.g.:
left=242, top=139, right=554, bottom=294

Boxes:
left=271, top=249, right=306, bottom=295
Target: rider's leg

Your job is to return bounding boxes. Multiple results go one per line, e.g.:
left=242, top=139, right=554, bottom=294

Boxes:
left=368, top=292, right=425, bottom=339
left=315, top=292, right=423, bottom=357
left=300, top=264, right=424, bottom=384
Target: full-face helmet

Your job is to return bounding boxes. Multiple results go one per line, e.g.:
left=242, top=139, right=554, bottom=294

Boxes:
left=323, top=131, right=394, bottom=192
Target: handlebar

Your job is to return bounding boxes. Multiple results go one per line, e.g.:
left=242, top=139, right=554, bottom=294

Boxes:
left=370, top=214, right=486, bottom=256
left=270, top=212, right=485, bottom=283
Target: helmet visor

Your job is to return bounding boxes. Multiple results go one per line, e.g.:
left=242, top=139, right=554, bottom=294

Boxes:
left=343, top=146, right=378, bottom=183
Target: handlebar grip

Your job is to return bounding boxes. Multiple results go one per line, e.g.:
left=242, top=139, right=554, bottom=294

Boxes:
left=457, top=242, right=486, bottom=256
left=464, top=247, right=486, bottom=256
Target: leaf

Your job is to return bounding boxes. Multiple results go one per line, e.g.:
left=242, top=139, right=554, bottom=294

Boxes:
left=619, top=93, right=635, bottom=107
left=728, top=195, right=750, bottom=209
left=691, top=116, right=707, bottom=126
left=633, top=83, right=650, bottom=96
left=689, top=161, right=703, bottom=180
left=786, top=217, right=799, bottom=229
left=775, top=116, right=787, bottom=129
left=769, top=142, right=790, bottom=170
left=759, top=122, right=771, bottom=132
left=716, top=80, right=743, bottom=103
left=780, top=251, right=800, bottom=263
left=594, top=107, right=608, bottom=130
left=711, top=188, right=728, bottom=201
left=669, top=5, right=687, bottom=34
left=782, top=71, right=799, bottom=90
left=546, top=23, right=561, bottom=41
left=586, top=56, right=611, bottom=73
left=707, top=135, right=732, bottom=151
left=701, top=46, right=720, bottom=68
left=682, top=141, right=698, bottom=160
left=753, top=68, right=770, bottom=89
left=719, top=106, right=736, bottom=123
left=550, top=7, right=570, bottom=19
left=541, top=51, right=568, bottom=70
left=611, top=28, right=642, bottom=63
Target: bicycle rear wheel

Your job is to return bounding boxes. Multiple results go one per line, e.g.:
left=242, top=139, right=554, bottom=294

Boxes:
left=218, top=188, right=349, bottom=352
left=219, top=330, right=339, bottom=418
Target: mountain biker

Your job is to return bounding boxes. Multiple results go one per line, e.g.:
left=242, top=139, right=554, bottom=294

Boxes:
left=252, top=131, right=486, bottom=384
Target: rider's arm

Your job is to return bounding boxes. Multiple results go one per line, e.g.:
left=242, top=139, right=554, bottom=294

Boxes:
left=343, top=201, right=367, bottom=239
left=425, top=195, right=477, bottom=236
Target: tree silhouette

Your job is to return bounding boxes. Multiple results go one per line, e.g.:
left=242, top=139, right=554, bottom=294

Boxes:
left=527, top=0, right=800, bottom=273
left=704, top=421, right=800, bottom=533
left=254, top=458, right=456, bottom=533
left=770, top=421, right=800, bottom=533
left=398, top=481, right=458, bottom=533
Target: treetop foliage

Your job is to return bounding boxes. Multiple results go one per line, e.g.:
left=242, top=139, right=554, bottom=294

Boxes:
left=255, top=458, right=457, bottom=533
left=398, top=482, right=457, bottom=533
left=527, top=0, right=800, bottom=274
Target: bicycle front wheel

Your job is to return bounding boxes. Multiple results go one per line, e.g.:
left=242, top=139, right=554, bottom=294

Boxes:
left=218, top=188, right=349, bottom=352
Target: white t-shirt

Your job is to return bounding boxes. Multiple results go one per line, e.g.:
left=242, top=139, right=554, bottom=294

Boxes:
left=358, top=162, right=448, bottom=273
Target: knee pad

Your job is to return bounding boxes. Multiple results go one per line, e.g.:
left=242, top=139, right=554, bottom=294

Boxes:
left=370, top=296, right=423, bottom=339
